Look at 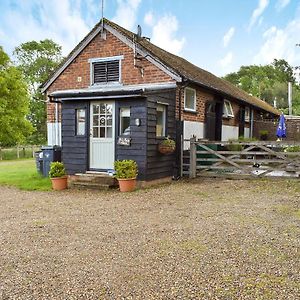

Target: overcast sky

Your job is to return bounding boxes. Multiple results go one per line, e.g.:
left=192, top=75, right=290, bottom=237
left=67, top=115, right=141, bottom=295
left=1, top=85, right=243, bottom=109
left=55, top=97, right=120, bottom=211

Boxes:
left=1, top=0, right=300, bottom=76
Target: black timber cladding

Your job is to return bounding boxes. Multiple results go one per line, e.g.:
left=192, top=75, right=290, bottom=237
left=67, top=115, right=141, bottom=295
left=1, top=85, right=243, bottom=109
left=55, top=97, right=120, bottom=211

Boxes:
left=115, top=98, right=148, bottom=181
left=146, top=90, right=176, bottom=180
left=60, top=89, right=177, bottom=180
left=61, top=101, right=89, bottom=175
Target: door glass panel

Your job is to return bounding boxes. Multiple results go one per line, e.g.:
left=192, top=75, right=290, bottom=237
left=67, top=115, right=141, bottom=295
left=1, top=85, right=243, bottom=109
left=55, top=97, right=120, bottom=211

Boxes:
left=93, top=127, right=99, bottom=138
left=93, top=105, right=99, bottom=114
left=100, top=104, right=106, bottom=114
left=92, top=103, right=113, bottom=139
left=100, top=116, right=106, bottom=126
left=107, top=127, right=112, bottom=138
left=100, top=127, right=105, bottom=138
left=93, top=115, right=99, bottom=126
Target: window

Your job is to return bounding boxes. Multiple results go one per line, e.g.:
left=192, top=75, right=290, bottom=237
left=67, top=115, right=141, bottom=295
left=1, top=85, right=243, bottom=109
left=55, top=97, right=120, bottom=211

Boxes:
left=223, top=100, right=234, bottom=118
left=156, top=104, right=167, bottom=137
left=184, top=87, right=196, bottom=111
left=120, top=107, right=130, bottom=135
left=89, top=56, right=123, bottom=85
left=76, top=109, right=86, bottom=136
left=245, top=107, right=250, bottom=122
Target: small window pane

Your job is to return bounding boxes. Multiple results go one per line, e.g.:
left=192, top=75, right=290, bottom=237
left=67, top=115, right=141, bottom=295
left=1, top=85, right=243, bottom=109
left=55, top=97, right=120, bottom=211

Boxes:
left=76, top=109, right=86, bottom=136
left=93, top=105, right=99, bottom=114
left=107, top=127, right=112, bottom=138
left=156, top=104, right=166, bottom=137
left=93, top=127, right=99, bottom=138
left=100, top=127, right=105, bottom=138
left=120, top=108, right=131, bottom=135
left=185, top=88, right=196, bottom=110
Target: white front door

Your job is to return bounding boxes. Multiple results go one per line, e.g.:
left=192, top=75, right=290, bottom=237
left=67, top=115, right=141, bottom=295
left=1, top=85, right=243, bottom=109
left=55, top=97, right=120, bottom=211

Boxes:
left=90, top=101, right=115, bottom=170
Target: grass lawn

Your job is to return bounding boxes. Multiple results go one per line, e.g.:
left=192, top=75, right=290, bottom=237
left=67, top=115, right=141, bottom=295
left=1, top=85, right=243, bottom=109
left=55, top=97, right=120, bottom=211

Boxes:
left=0, top=159, right=51, bottom=191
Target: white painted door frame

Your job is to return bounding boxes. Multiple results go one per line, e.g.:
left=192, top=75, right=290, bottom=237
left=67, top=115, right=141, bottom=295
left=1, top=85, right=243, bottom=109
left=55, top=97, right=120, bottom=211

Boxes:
left=89, top=101, right=115, bottom=170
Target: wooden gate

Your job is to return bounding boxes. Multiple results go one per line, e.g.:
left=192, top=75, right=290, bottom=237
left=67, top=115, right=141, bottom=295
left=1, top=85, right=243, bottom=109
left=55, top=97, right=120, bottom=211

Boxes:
left=183, top=138, right=300, bottom=179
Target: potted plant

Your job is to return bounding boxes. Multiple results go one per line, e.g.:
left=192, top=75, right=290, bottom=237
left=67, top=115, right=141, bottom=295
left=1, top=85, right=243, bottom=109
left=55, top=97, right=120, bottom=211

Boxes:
left=158, top=137, right=176, bottom=154
left=259, top=130, right=269, bottom=141
left=49, top=162, right=68, bottom=190
left=114, top=160, right=138, bottom=192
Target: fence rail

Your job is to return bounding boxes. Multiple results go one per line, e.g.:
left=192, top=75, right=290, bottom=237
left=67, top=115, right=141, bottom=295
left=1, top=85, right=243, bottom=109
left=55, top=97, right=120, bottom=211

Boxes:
left=0, top=145, right=41, bottom=161
left=183, top=137, right=300, bottom=179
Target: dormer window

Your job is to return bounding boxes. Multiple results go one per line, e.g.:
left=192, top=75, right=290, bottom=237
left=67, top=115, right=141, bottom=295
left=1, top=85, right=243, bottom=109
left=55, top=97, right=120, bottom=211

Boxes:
left=89, top=55, right=123, bottom=85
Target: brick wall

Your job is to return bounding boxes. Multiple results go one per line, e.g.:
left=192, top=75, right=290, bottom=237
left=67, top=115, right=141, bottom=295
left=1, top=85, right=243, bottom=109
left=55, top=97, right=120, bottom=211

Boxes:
left=46, top=30, right=174, bottom=122
left=175, top=85, right=214, bottom=122
left=253, top=117, right=300, bottom=141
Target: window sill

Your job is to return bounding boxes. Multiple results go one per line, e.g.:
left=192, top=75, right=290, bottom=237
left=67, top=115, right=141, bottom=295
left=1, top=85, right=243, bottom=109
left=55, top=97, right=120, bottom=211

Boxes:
left=183, top=109, right=197, bottom=114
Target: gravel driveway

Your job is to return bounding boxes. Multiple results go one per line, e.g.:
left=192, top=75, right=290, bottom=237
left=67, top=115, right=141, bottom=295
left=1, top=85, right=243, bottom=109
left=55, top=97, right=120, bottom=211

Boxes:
left=0, top=179, right=299, bottom=299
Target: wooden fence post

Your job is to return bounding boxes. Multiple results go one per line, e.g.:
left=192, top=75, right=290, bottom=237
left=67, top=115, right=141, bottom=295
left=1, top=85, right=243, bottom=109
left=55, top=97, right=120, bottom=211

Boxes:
left=0, top=147, right=2, bottom=160
left=189, top=136, right=197, bottom=178
left=17, top=145, right=20, bottom=159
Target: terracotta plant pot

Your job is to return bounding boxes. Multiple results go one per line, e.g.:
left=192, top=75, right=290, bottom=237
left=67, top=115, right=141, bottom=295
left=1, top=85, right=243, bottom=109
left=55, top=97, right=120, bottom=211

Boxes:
left=158, top=144, right=175, bottom=155
left=51, top=176, right=68, bottom=190
left=117, top=178, right=137, bottom=192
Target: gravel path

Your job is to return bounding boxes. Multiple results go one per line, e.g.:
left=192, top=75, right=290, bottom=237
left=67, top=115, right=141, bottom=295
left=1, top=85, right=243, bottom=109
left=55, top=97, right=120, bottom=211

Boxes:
left=0, top=179, right=299, bottom=299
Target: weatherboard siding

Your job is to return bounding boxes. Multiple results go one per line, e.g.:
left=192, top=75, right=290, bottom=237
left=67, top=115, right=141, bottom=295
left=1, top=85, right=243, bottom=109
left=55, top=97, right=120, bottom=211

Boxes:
left=146, top=90, right=177, bottom=180
left=61, top=101, right=89, bottom=175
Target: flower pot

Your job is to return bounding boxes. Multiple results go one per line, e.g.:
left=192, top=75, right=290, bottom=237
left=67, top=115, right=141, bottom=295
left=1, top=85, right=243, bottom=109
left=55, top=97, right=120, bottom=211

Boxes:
left=117, top=178, right=137, bottom=192
left=158, top=144, right=175, bottom=155
left=51, top=176, right=68, bottom=190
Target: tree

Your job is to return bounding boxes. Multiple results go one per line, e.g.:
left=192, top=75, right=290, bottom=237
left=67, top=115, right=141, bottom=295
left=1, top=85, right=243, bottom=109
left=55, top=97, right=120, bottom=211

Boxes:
left=223, top=59, right=300, bottom=114
left=13, top=39, right=63, bottom=144
left=0, top=47, right=33, bottom=146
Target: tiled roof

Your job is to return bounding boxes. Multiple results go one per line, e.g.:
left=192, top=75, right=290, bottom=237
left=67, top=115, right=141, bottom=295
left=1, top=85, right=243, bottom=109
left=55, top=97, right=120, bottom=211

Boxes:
left=42, top=18, right=280, bottom=115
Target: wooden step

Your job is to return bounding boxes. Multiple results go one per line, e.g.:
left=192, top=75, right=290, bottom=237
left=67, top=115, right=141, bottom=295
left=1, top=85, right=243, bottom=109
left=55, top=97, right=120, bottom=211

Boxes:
left=70, top=181, right=111, bottom=190
left=72, top=173, right=116, bottom=186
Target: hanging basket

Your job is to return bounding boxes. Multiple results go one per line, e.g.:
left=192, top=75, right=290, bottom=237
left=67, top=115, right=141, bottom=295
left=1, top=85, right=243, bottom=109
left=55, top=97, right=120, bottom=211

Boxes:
left=158, top=139, right=176, bottom=155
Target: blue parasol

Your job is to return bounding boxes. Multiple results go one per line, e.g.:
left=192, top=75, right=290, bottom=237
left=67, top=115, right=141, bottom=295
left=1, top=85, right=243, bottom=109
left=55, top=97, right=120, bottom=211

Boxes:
left=276, top=114, right=287, bottom=138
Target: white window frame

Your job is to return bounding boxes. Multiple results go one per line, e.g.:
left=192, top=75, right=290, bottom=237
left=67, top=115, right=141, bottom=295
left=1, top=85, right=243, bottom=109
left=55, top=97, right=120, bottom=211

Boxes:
left=119, top=107, right=131, bottom=136
left=223, top=100, right=234, bottom=118
left=184, top=87, right=197, bottom=112
left=245, top=107, right=250, bottom=122
left=88, top=55, right=124, bottom=86
left=76, top=109, right=86, bottom=136
left=156, top=104, right=167, bottom=137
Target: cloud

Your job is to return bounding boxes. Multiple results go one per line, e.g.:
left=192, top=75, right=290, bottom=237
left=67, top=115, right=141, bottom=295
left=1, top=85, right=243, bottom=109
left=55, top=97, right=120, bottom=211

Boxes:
left=249, top=0, right=269, bottom=30
left=0, top=0, right=92, bottom=57
left=223, top=27, right=235, bottom=48
left=112, top=0, right=141, bottom=31
left=148, top=14, right=185, bottom=55
left=276, top=0, right=290, bottom=11
left=254, top=19, right=300, bottom=65
left=144, top=11, right=154, bottom=26
left=219, top=52, right=233, bottom=68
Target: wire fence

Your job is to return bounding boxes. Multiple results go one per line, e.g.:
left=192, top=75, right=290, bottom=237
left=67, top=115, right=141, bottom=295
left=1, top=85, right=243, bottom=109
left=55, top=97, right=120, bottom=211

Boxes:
left=0, top=145, right=42, bottom=161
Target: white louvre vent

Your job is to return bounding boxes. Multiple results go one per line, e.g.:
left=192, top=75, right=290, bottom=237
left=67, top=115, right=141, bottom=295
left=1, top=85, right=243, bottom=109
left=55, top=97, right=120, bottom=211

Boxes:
left=93, top=60, right=120, bottom=84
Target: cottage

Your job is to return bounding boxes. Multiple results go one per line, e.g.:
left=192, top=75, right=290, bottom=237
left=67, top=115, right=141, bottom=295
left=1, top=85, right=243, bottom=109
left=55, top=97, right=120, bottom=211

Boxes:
left=42, top=18, right=280, bottom=183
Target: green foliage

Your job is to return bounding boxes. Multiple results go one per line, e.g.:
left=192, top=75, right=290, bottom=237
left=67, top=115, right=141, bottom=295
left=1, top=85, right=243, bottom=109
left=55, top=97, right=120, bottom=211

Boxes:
left=160, top=138, right=176, bottom=148
left=0, top=159, right=51, bottom=191
left=49, top=161, right=66, bottom=178
left=227, top=137, right=258, bottom=151
left=114, top=160, right=138, bottom=179
left=284, top=146, right=300, bottom=152
left=13, top=39, right=63, bottom=144
left=0, top=46, right=33, bottom=146
left=223, top=59, right=300, bottom=114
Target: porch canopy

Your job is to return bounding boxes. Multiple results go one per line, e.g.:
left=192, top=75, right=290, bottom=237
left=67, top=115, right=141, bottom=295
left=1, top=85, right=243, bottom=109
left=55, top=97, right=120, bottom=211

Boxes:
left=49, top=82, right=177, bottom=101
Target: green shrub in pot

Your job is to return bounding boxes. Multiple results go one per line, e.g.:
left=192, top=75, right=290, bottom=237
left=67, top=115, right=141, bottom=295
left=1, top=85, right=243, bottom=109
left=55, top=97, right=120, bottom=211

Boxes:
left=114, top=160, right=138, bottom=192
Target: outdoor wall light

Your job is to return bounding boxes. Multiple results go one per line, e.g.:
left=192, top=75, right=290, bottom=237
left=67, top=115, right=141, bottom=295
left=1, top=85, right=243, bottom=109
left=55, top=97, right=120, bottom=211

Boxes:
left=135, top=118, right=141, bottom=126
